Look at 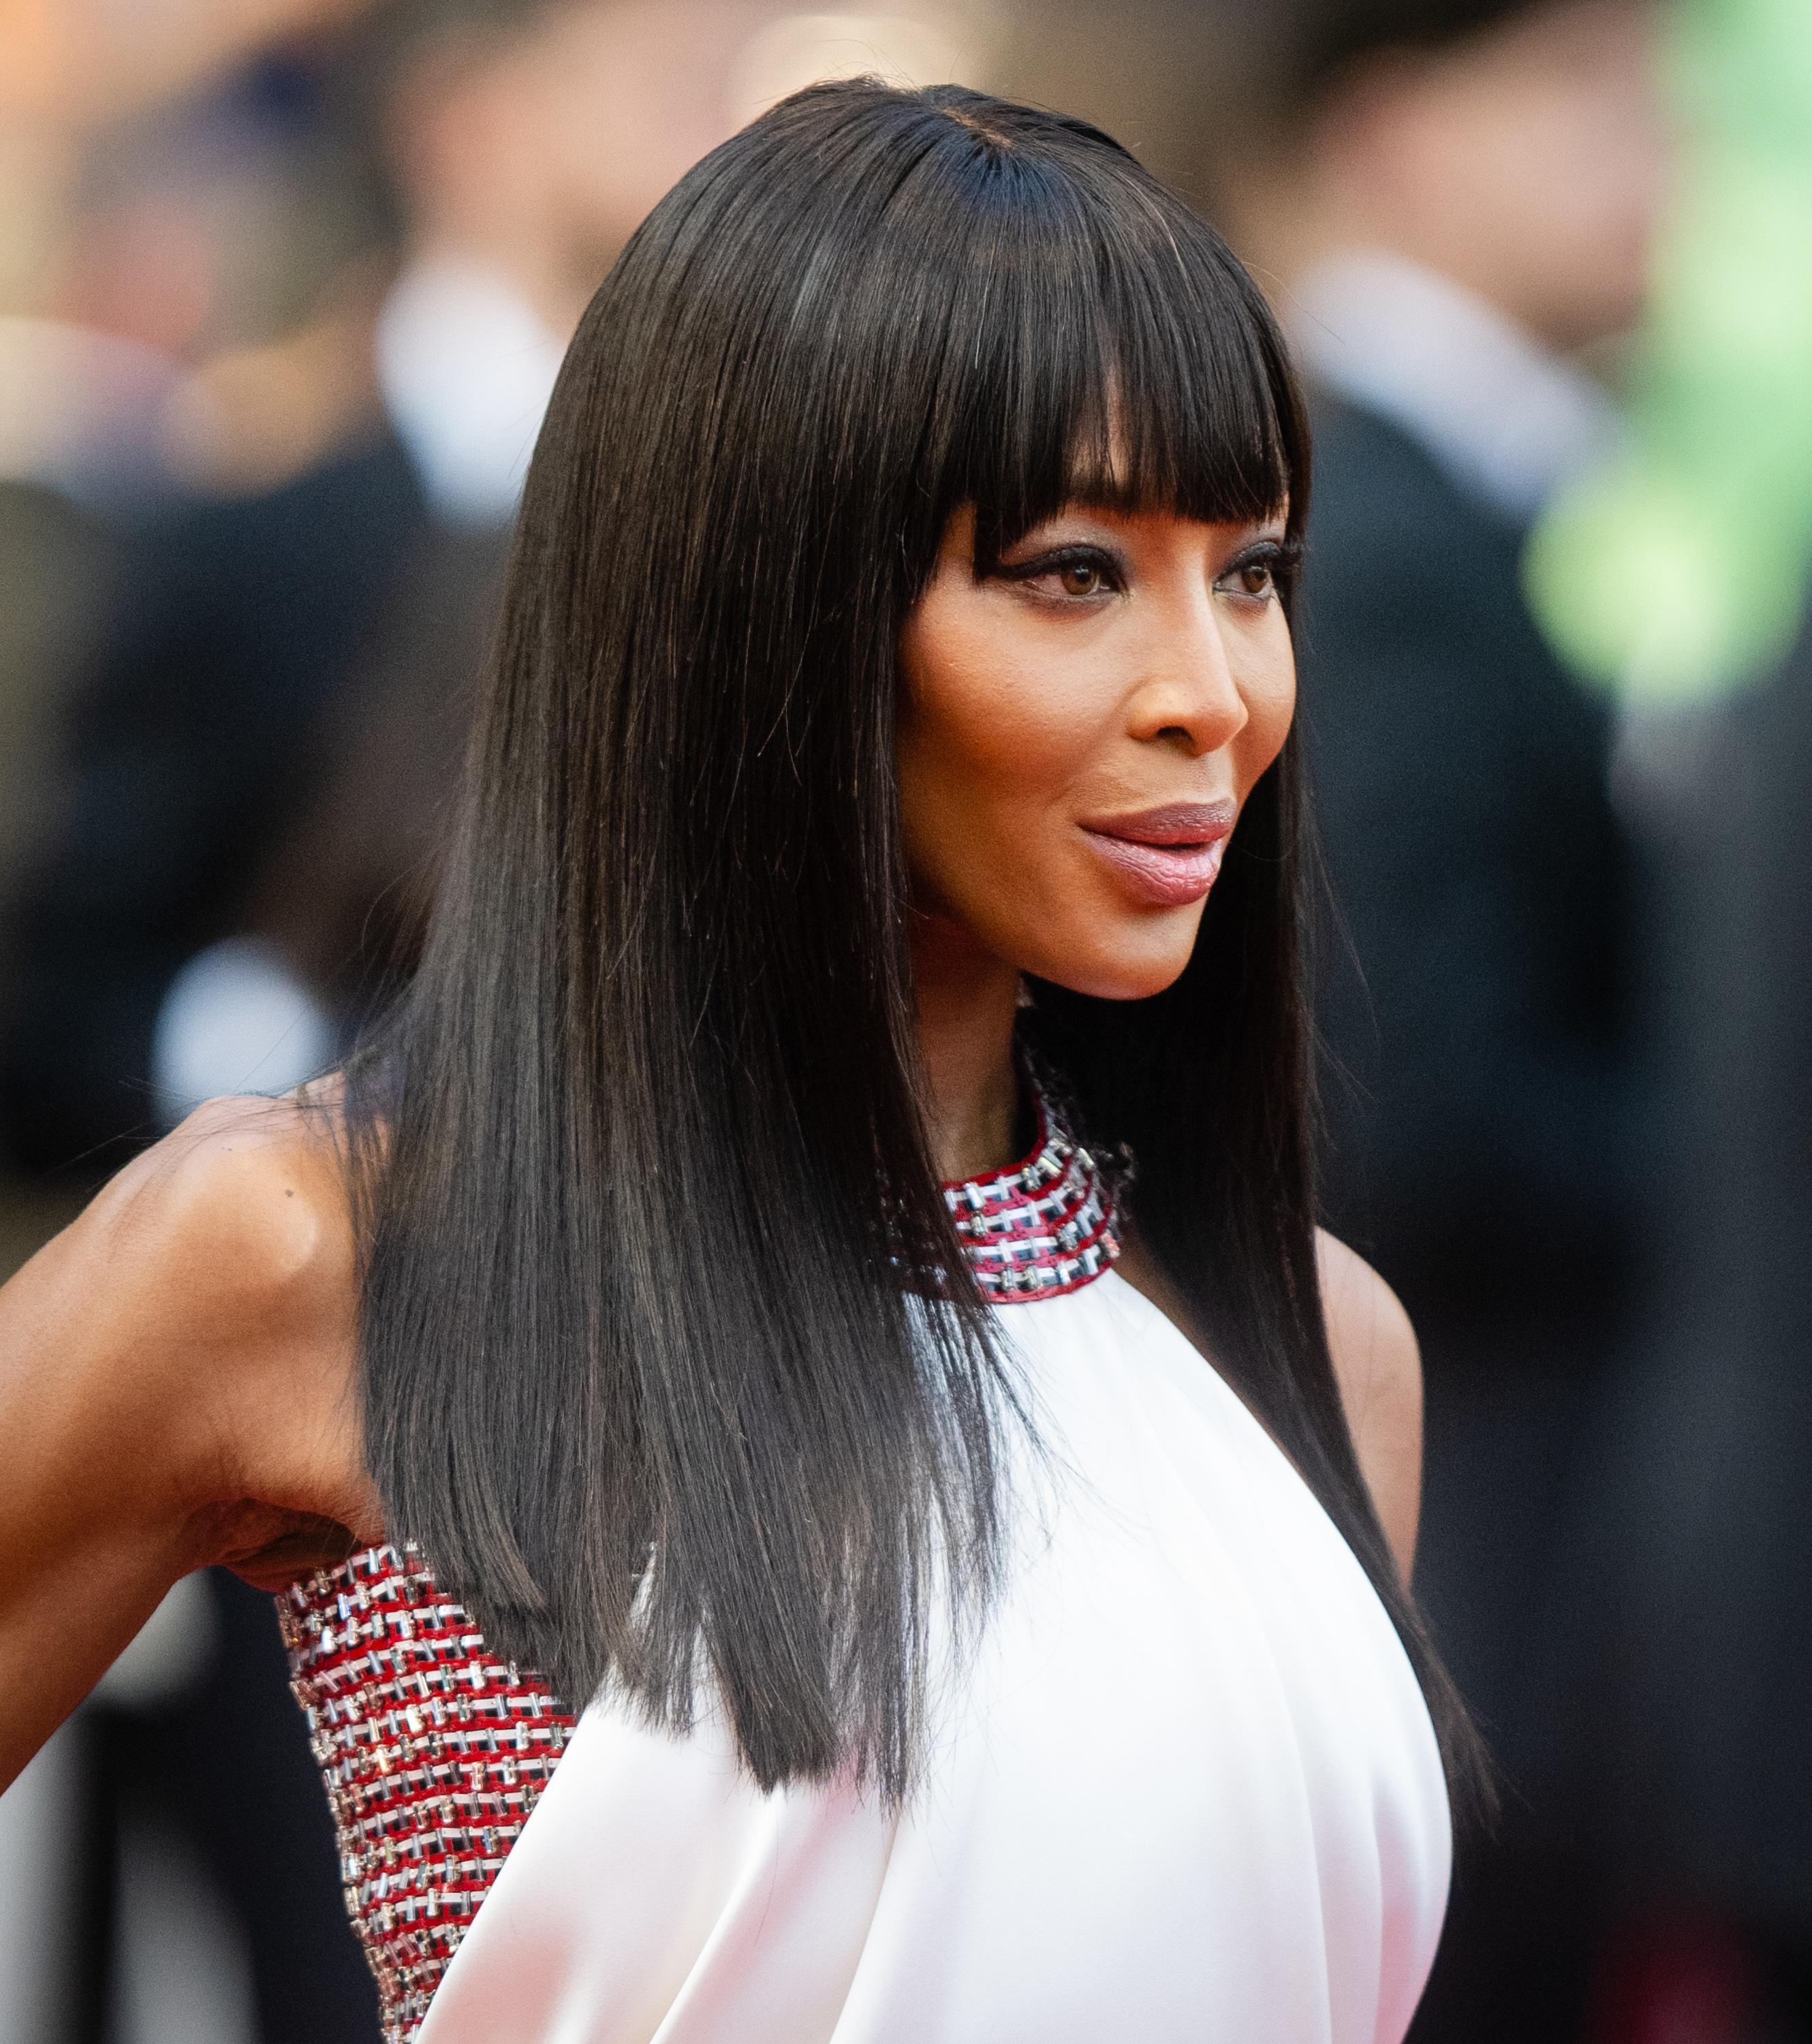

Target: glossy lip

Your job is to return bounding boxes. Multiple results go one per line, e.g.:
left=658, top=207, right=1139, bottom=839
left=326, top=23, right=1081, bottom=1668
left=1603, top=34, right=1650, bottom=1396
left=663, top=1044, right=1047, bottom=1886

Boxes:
left=1079, top=799, right=1237, bottom=908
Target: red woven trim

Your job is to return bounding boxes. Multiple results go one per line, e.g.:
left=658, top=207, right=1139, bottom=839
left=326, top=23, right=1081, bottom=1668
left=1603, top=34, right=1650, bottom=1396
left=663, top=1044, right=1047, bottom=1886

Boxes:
left=279, top=1545, right=576, bottom=2044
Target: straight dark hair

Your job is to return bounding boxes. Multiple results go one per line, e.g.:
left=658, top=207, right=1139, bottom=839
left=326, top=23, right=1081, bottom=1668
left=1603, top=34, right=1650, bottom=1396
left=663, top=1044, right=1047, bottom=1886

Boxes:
left=347, top=78, right=1488, bottom=1816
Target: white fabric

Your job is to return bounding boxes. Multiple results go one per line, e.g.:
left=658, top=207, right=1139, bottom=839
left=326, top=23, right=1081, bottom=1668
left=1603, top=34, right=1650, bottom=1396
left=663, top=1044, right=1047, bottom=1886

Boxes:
left=375, top=256, right=565, bottom=525
left=419, top=1272, right=1452, bottom=2044
left=1288, top=247, right=1619, bottom=523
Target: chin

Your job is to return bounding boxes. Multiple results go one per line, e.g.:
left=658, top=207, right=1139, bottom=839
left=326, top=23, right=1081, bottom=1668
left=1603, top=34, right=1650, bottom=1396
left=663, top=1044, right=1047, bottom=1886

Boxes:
left=1034, top=925, right=1200, bottom=1003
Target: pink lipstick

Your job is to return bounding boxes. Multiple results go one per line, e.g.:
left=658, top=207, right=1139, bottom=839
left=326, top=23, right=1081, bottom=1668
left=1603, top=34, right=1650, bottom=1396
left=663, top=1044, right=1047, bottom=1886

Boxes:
left=1080, top=799, right=1236, bottom=908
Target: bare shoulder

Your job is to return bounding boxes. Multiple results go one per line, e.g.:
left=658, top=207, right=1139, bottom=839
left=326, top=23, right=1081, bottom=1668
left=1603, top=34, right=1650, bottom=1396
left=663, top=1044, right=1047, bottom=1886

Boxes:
left=81, top=1085, right=357, bottom=1322
left=0, top=1087, right=376, bottom=1784
left=13, top=1085, right=369, bottom=1536
left=1316, top=1230, right=1420, bottom=1424
left=1315, top=1228, right=1422, bottom=1580
left=5, top=1079, right=374, bottom=1558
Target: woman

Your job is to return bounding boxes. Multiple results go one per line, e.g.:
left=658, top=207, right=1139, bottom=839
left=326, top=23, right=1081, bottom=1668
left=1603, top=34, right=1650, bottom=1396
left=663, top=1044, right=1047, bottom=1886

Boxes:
left=1, top=81, right=1481, bottom=2044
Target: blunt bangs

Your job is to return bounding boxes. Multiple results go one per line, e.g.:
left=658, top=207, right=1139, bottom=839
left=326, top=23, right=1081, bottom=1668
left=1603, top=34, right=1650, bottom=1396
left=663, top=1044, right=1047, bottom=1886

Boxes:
left=920, top=137, right=1302, bottom=575
left=732, top=83, right=1302, bottom=597
left=625, top=80, right=1307, bottom=642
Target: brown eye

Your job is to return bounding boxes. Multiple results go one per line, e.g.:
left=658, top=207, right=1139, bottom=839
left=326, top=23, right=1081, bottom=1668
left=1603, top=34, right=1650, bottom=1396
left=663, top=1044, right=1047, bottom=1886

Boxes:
left=1237, top=563, right=1275, bottom=598
left=1059, top=561, right=1103, bottom=596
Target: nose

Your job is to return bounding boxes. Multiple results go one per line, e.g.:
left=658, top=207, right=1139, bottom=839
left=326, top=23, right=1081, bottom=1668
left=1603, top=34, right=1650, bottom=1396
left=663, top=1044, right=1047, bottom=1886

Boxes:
left=1123, top=583, right=1248, bottom=758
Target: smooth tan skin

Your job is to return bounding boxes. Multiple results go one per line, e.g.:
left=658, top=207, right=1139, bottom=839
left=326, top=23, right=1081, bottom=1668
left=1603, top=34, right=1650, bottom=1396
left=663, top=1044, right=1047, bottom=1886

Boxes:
left=0, top=1096, right=382, bottom=1788
left=0, top=501, right=1421, bottom=1794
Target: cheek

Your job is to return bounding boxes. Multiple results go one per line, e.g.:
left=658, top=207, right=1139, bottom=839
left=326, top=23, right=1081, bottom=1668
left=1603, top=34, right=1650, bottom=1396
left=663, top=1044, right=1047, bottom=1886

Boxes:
left=897, top=606, right=1106, bottom=860
left=1232, top=628, right=1297, bottom=799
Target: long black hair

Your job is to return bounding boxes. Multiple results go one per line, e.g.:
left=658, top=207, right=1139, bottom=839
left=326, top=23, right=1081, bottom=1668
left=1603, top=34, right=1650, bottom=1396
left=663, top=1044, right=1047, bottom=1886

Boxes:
left=347, top=78, right=1487, bottom=1814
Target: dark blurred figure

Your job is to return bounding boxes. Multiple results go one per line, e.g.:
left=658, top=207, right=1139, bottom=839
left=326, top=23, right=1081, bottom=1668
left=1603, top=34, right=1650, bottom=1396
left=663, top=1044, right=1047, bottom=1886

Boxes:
left=1548, top=629, right=1812, bottom=2044
left=1, top=0, right=770, bottom=1176
left=3, top=6, right=781, bottom=2040
left=0, top=65, right=360, bottom=1268
left=1238, top=3, right=1666, bottom=2038
left=0, top=45, right=409, bottom=1181
left=0, top=60, right=389, bottom=2041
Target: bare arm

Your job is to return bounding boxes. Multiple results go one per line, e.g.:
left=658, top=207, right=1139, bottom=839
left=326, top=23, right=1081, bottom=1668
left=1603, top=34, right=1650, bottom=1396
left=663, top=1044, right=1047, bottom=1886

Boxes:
left=0, top=1096, right=381, bottom=1790
left=1316, top=1228, right=1423, bottom=1581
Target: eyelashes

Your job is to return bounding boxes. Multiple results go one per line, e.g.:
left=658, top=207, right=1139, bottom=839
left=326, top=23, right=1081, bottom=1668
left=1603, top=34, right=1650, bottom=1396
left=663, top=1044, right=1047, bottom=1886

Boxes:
left=1224, top=536, right=1303, bottom=580
left=1236, top=536, right=1303, bottom=574
left=1218, top=536, right=1302, bottom=602
left=993, top=544, right=1126, bottom=595
left=990, top=533, right=1301, bottom=602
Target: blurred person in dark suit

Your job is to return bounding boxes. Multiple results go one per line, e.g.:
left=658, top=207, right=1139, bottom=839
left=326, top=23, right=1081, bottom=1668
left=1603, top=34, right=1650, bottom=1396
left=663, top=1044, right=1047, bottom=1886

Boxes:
left=1260, top=0, right=1664, bottom=1331
left=1550, top=627, right=1812, bottom=2043
left=0, top=0, right=776, bottom=1180
left=0, top=59, right=381, bottom=1266
left=1228, top=3, right=1669, bottom=2037
left=0, top=488, right=123, bottom=1291
left=0, top=74, right=387, bottom=2037
left=1, top=6, right=786, bottom=2039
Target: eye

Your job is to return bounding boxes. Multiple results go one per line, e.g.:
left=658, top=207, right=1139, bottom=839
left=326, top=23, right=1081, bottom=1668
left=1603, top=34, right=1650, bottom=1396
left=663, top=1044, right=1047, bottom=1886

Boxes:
left=1215, top=540, right=1295, bottom=606
left=994, top=544, right=1125, bottom=603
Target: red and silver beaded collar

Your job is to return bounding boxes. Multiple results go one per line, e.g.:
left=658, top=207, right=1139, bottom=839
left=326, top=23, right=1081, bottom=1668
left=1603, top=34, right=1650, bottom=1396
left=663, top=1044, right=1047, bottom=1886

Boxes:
left=944, top=1078, right=1122, bottom=1303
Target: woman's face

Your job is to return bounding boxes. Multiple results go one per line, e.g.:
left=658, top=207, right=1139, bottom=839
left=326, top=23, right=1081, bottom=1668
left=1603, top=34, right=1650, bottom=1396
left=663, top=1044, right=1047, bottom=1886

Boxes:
left=897, top=503, right=1297, bottom=1001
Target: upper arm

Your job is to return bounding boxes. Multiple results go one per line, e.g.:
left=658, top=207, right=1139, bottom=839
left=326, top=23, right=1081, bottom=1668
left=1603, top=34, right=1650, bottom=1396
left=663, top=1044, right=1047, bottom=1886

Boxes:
left=0, top=1093, right=377, bottom=1788
left=1316, top=1229, right=1422, bottom=1582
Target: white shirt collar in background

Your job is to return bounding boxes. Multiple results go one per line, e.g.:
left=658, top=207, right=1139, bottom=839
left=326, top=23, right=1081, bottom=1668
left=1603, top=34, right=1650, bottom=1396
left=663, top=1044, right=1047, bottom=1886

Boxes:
left=0, top=316, right=182, bottom=508
left=1287, top=247, right=1620, bottom=523
left=376, top=255, right=565, bottom=526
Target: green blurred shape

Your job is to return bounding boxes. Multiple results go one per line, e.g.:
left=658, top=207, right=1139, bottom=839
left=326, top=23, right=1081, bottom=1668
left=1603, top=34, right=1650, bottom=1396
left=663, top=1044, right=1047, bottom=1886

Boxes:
left=1527, top=0, right=1812, bottom=703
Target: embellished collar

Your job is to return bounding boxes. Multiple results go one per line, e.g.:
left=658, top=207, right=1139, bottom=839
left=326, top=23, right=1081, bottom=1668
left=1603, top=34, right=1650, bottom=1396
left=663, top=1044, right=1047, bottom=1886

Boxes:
left=942, top=1078, right=1122, bottom=1304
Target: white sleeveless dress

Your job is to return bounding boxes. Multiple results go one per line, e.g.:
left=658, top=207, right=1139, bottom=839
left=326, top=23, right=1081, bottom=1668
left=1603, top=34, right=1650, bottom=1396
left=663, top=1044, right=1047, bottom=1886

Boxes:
left=410, top=1271, right=1451, bottom=2044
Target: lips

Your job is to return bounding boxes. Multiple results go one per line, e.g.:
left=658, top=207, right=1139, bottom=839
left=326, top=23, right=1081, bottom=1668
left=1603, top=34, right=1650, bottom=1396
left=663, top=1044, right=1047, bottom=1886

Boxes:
left=1080, top=799, right=1236, bottom=908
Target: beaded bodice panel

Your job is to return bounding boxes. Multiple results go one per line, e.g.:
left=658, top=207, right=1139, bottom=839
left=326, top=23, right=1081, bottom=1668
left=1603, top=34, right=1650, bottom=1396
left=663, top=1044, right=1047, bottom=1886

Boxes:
left=943, top=1082, right=1122, bottom=1302
left=279, top=1077, right=1119, bottom=2039
left=278, top=1544, right=574, bottom=2044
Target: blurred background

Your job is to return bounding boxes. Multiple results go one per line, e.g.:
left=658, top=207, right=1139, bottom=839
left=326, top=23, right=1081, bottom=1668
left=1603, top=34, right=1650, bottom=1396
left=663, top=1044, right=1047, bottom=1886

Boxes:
left=1, top=0, right=1809, bottom=2037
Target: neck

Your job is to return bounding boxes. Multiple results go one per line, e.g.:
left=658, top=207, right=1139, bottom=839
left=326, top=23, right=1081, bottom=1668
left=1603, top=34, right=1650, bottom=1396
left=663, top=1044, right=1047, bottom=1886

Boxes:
left=910, top=910, right=1024, bottom=1183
